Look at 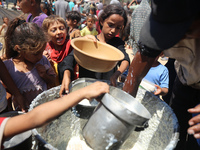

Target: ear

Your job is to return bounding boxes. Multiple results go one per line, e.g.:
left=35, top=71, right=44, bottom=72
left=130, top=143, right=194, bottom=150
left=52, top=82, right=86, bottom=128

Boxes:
left=14, top=45, right=21, bottom=53
left=73, top=20, right=77, bottom=25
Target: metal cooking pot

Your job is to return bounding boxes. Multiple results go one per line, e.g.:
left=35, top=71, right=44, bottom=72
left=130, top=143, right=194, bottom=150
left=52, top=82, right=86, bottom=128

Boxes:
left=0, top=111, right=32, bottom=150
left=69, top=78, right=123, bottom=119
left=82, top=86, right=151, bottom=150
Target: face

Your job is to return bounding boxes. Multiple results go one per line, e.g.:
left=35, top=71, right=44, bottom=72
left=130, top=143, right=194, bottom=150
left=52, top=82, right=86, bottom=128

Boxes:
left=3, top=18, right=9, bottom=24
left=17, top=0, right=32, bottom=13
left=47, top=21, right=67, bottom=46
left=86, top=18, right=95, bottom=29
left=66, top=18, right=73, bottom=27
left=101, top=14, right=124, bottom=40
left=23, top=44, right=46, bottom=64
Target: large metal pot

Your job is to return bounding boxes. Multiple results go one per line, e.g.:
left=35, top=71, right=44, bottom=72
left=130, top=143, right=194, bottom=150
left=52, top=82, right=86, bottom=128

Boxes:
left=82, top=86, right=151, bottom=150
left=0, top=111, right=32, bottom=150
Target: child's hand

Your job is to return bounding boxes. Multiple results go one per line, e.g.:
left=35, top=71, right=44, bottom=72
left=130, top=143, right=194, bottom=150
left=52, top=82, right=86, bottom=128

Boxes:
left=35, top=64, right=46, bottom=78
left=83, top=35, right=97, bottom=42
left=188, top=104, right=200, bottom=139
left=83, top=81, right=109, bottom=100
left=154, top=84, right=161, bottom=95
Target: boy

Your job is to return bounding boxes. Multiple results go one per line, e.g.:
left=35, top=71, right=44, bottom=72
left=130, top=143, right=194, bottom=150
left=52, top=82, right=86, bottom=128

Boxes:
left=17, top=0, right=47, bottom=27
left=66, top=11, right=81, bottom=40
left=80, top=15, right=98, bottom=36
left=42, top=15, right=74, bottom=85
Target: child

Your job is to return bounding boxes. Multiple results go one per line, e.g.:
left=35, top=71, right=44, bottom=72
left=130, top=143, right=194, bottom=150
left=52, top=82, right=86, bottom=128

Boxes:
left=3, top=18, right=56, bottom=108
left=40, top=1, right=51, bottom=16
left=17, top=0, right=48, bottom=27
left=42, top=15, right=74, bottom=85
left=0, top=81, right=109, bottom=147
left=66, top=11, right=81, bottom=40
left=80, top=15, right=98, bottom=36
left=58, top=4, right=130, bottom=96
left=143, top=53, right=169, bottom=96
left=0, top=17, right=9, bottom=35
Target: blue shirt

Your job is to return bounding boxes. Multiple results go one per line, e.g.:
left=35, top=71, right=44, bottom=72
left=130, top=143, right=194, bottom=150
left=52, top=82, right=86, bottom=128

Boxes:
left=69, top=1, right=74, bottom=11
left=144, top=63, right=169, bottom=88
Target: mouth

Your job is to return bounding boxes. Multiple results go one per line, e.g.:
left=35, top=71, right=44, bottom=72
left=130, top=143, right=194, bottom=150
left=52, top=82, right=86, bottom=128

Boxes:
left=56, top=37, right=65, bottom=44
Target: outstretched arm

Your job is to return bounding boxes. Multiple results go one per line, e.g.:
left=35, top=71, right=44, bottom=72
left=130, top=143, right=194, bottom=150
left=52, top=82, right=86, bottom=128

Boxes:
left=3, top=81, right=109, bottom=139
left=123, top=51, right=156, bottom=97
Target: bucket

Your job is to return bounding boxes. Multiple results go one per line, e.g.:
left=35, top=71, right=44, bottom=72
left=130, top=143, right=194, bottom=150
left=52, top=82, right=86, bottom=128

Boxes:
left=82, top=86, right=151, bottom=150
left=0, top=111, right=32, bottom=150
left=30, top=78, right=179, bottom=150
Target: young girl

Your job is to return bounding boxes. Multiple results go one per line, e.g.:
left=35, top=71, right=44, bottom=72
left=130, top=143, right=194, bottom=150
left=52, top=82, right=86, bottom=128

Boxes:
left=42, top=15, right=74, bottom=85
left=58, top=4, right=130, bottom=96
left=40, top=1, right=52, bottom=16
left=0, top=17, right=9, bottom=35
left=3, top=18, right=56, bottom=108
left=80, top=15, right=98, bottom=36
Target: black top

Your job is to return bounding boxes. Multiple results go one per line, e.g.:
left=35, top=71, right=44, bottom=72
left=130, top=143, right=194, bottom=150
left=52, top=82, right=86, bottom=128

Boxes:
left=58, top=37, right=130, bottom=82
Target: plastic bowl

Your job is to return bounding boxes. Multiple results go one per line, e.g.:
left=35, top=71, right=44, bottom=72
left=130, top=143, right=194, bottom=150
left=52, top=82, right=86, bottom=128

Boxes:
left=71, top=38, right=124, bottom=72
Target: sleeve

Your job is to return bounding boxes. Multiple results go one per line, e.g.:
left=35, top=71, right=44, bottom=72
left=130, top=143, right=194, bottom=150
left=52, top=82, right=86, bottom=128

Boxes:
left=80, top=28, right=85, bottom=36
left=58, top=50, right=77, bottom=82
left=0, top=117, right=9, bottom=148
left=159, top=66, right=169, bottom=88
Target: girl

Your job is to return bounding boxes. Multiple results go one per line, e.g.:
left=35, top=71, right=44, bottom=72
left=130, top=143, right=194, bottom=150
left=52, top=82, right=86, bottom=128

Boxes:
left=80, top=15, right=98, bottom=36
left=0, top=17, right=9, bottom=35
left=40, top=1, right=52, bottom=16
left=3, top=18, right=56, bottom=108
left=58, top=4, right=130, bottom=96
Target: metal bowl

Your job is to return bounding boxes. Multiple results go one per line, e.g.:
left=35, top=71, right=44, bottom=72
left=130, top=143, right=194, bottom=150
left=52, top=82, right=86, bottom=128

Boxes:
left=71, top=38, right=124, bottom=72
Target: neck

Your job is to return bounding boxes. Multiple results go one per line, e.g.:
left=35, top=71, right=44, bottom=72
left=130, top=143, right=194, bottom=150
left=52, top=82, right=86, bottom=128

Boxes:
left=53, top=42, right=65, bottom=51
left=97, top=33, right=107, bottom=43
left=30, top=5, right=42, bottom=18
left=87, top=26, right=93, bottom=31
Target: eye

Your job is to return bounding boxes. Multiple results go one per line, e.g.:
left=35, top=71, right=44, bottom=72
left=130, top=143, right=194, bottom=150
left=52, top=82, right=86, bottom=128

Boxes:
left=50, top=29, right=56, bottom=32
left=60, top=26, right=65, bottom=30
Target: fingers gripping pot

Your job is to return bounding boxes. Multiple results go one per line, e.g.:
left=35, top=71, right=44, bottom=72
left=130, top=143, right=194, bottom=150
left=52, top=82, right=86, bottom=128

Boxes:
left=82, top=86, right=151, bottom=150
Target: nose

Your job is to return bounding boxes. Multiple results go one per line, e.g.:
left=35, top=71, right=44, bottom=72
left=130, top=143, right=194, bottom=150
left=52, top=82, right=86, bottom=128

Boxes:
left=110, top=27, right=116, bottom=33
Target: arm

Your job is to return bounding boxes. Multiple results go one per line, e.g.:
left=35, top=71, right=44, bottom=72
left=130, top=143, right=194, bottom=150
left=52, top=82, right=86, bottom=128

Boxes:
left=35, top=64, right=56, bottom=88
left=0, top=59, right=27, bottom=112
left=110, top=60, right=129, bottom=86
left=3, top=81, right=109, bottom=139
left=0, top=24, right=6, bottom=35
left=128, top=0, right=136, bottom=9
left=59, top=70, right=71, bottom=97
left=188, top=104, right=200, bottom=139
left=123, top=51, right=156, bottom=97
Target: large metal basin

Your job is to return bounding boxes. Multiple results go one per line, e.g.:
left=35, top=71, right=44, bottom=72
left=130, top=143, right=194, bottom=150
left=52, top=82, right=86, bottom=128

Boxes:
left=30, top=78, right=179, bottom=150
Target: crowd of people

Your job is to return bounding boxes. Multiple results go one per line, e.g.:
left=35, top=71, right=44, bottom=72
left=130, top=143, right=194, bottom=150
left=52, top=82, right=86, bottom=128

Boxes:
left=0, top=0, right=200, bottom=149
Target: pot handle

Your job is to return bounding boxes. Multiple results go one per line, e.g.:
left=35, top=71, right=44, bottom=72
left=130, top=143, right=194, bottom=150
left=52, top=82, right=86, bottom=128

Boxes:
left=135, top=121, right=149, bottom=132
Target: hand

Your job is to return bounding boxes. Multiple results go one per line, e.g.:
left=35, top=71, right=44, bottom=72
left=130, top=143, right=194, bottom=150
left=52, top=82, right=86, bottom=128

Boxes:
left=36, top=64, right=46, bottom=78
left=188, top=104, right=200, bottom=139
left=154, top=84, right=162, bottom=95
left=83, top=81, right=109, bottom=100
left=59, top=70, right=71, bottom=97
left=13, top=93, right=28, bottom=112
left=110, top=70, right=121, bottom=87
left=83, top=35, right=97, bottom=42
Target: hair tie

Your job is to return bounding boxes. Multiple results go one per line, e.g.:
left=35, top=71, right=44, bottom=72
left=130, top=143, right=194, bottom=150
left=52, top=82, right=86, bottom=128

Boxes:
left=17, top=19, right=26, bottom=27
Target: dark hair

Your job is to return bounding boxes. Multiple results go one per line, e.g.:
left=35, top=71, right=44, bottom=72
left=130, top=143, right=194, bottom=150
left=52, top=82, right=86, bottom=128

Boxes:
left=99, top=4, right=127, bottom=30
left=66, top=11, right=81, bottom=23
left=40, top=1, right=51, bottom=16
left=90, top=7, right=96, bottom=15
left=5, top=18, right=47, bottom=59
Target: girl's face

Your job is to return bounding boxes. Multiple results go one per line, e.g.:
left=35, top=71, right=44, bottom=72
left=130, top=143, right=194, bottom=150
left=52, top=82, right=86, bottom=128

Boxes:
left=47, top=21, right=67, bottom=46
left=89, top=9, right=94, bottom=15
left=3, top=18, right=9, bottom=24
left=86, top=18, right=95, bottom=29
left=17, top=0, right=32, bottom=13
left=101, top=14, right=124, bottom=40
left=23, top=45, right=45, bottom=64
